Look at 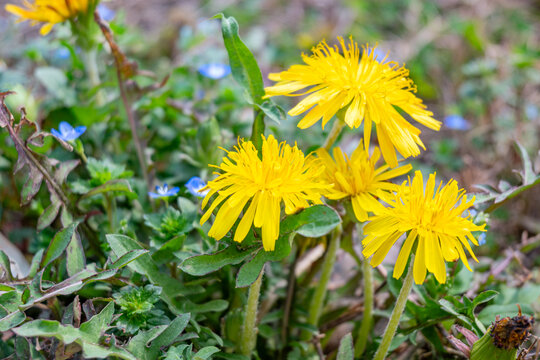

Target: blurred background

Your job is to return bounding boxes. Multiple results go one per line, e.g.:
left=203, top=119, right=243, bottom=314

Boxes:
left=0, top=0, right=539, bottom=285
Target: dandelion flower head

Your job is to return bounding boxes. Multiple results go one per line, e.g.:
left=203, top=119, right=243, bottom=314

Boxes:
left=5, top=0, right=95, bottom=35
left=362, top=170, right=485, bottom=284
left=200, top=135, right=329, bottom=251
left=264, top=37, right=441, bottom=168
left=316, top=144, right=411, bottom=222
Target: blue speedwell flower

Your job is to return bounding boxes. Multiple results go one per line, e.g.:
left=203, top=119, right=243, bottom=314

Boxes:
left=444, top=114, right=471, bottom=131
left=97, top=4, right=115, bottom=21
left=478, top=233, right=486, bottom=245
left=185, top=176, right=208, bottom=198
left=198, top=63, right=231, bottom=80
left=148, top=184, right=180, bottom=199
left=51, top=121, right=86, bottom=141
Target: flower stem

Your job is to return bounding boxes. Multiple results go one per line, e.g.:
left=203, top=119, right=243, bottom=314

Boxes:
left=355, top=252, right=373, bottom=357
left=323, top=117, right=346, bottom=150
left=82, top=47, right=105, bottom=106
left=302, top=226, right=342, bottom=340
left=239, top=270, right=263, bottom=357
left=251, top=110, right=265, bottom=153
left=372, top=256, right=415, bottom=360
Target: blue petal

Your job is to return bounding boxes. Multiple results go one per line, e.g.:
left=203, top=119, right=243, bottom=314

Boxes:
left=148, top=192, right=162, bottom=199
left=185, top=176, right=208, bottom=197
left=97, top=4, right=116, bottom=21
left=54, top=48, right=71, bottom=60
left=74, top=126, right=87, bottom=137
left=444, top=115, right=470, bottom=131
left=198, top=63, right=231, bottom=80
left=59, top=121, right=74, bottom=135
left=51, top=128, right=65, bottom=140
left=478, top=233, right=486, bottom=245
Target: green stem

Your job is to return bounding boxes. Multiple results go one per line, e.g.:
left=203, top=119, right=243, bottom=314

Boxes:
left=239, top=270, right=264, bottom=357
left=373, top=256, right=415, bottom=360
left=323, top=117, right=346, bottom=151
left=251, top=110, right=265, bottom=153
left=355, top=252, right=373, bottom=357
left=82, top=47, right=105, bottom=106
left=302, top=226, right=342, bottom=340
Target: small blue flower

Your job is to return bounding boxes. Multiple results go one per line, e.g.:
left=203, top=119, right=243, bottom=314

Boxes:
left=198, top=63, right=231, bottom=80
left=97, top=4, right=116, bottom=22
left=185, top=177, right=208, bottom=198
left=444, top=115, right=471, bottom=131
left=478, top=233, right=486, bottom=245
left=148, top=183, right=180, bottom=199
left=368, top=47, right=388, bottom=62
left=51, top=121, right=86, bottom=141
left=54, top=47, right=71, bottom=60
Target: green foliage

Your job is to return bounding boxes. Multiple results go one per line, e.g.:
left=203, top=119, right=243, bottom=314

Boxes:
left=0, top=4, right=539, bottom=360
left=113, top=285, right=169, bottom=334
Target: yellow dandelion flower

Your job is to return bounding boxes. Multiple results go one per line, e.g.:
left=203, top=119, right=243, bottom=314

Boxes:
left=362, top=170, right=485, bottom=284
left=316, top=144, right=411, bottom=222
left=5, top=0, right=94, bottom=35
left=200, top=135, right=329, bottom=251
left=264, top=37, right=441, bottom=168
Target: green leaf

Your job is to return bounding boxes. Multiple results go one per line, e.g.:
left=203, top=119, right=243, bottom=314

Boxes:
left=80, top=302, right=114, bottom=343
left=152, top=235, right=186, bottom=264
left=280, top=205, right=341, bottom=237
left=336, top=333, right=354, bottom=360
left=66, top=231, right=85, bottom=276
left=81, top=179, right=133, bottom=200
left=236, top=234, right=293, bottom=287
left=471, top=290, right=499, bottom=311
left=213, top=14, right=264, bottom=104
left=0, top=250, right=12, bottom=280
left=515, top=142, right=535, bottom=185
left=109, top=249, right=149, bottom=270
left=194, top=346, right=220, bottom=360
left=13, top=317, right=137, bottom=360
left=37, top=198, right=62, bottom=230
left=181, top=245, right=253, bottom=276
left=106, top=234, right=204, bottom=310
left=14, top=320, right=81, bottom=344
left=0, top=310, right=26, bottom=331
left=54, top=159, right=80, bottom=184
left=128, top=314, right=190, bottom=360
left=41, top=222, right=79, bottom=268
left=183, top=299, right=229, bottom=314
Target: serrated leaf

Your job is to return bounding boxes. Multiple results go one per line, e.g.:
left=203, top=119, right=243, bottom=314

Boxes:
left=336, top=333, right=353, bottom=360
left=181, top=245, right=253, bottom=276
left=41, top=222, right=79, bottom=268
